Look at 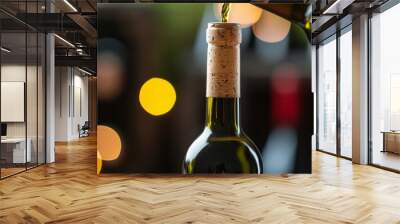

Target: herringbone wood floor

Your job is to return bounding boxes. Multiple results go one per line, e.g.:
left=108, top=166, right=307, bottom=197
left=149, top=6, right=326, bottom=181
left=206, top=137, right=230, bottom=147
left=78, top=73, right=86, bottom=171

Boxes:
left=1, top=136, right=400, bottom=224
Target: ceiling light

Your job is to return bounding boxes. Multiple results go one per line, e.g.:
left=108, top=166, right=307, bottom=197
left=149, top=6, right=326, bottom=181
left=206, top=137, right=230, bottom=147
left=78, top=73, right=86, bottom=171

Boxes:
left=63, top=0, right=78, bottom=12
left=323, top=0, right=355, bottom=15
left=78, top=67, right=93, bottom=76
left=76, top=48, right=86, bottom=56
left=1, top=47, right=11, bottom=53
left=54, top=34, right=75, bottom=48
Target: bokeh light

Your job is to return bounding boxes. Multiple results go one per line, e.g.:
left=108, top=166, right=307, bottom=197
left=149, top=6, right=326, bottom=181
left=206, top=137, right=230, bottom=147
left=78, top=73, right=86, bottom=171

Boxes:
left=97, top=125, right=122, bottom=161
left=305, top=20, right=311, bottom=30
left=139, top=77, right=177, bottom=116
left=254, top=35, right=289, bottom=64
left=98, top=52, right=124, bottom=101
left=214, top=3, right=262, bottom=28
left=253, top=11, right=291, bottom=43
left=272, top=64, right=301, bottom=95
left=271, top=64, right=301, bottom=126
left=98, top=38, right=126, bottom=101
left=97, top=151, right=102, bottom=175
left=262, top=127, right=297, bottom=173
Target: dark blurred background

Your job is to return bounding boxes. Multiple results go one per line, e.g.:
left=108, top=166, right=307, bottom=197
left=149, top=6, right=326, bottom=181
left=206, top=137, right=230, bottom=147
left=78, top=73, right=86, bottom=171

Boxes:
left=97, top=3, right=312, bottom=174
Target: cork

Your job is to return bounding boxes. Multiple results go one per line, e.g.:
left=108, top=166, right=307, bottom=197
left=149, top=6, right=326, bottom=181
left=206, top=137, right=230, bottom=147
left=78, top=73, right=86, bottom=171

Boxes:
left=206, top=23, right=241, bottom=98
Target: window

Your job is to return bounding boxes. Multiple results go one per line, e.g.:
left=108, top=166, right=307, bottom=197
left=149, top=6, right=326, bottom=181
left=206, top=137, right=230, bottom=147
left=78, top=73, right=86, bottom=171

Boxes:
left=339, top=28, right=352, bottom=158
left=316, top=26, right=353, bottom=159
left=317, top=36, right=337, bottom=154
left=370, top=3, right=400, bottom=171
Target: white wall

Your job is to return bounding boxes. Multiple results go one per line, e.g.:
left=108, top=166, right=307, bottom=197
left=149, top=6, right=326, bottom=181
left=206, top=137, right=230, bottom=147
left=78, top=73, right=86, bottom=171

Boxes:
left=55, top=67, right=89, bottom=141
left=72, top=73, right=89, bottom=138
left=55, top=66, right=69, bottom=141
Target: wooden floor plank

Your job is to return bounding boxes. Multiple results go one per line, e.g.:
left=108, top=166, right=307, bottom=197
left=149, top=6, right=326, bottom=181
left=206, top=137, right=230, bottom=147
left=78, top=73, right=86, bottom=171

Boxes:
left=0, top=136, right=400, bottom=223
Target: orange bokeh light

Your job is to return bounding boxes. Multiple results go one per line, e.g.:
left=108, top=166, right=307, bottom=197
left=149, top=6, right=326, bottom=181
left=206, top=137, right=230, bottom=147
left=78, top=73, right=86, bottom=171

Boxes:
left=253, top=11, right=291, bottom=43
left=97, top=125, right=122, bottom=161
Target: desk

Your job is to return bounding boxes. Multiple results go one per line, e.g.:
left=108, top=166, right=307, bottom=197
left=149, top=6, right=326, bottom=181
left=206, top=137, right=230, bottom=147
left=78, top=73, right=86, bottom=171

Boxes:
left=1, top=138, right=31, bottom=164
left=382, top=131, right=400, bottom=154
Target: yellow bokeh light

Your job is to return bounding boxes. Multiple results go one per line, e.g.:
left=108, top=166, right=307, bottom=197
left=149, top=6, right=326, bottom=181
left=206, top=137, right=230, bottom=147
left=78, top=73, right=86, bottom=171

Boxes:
left=97, top=125, right=122, bottom=161
left=305, top=20, right=311, bottom=30
left=214, top=3, right=262, bottom=28
left=253, top=11, right=291, bottom=43
left=139, top=77, right=176, bottom=116
left=97, top=151, right=102, bottom=175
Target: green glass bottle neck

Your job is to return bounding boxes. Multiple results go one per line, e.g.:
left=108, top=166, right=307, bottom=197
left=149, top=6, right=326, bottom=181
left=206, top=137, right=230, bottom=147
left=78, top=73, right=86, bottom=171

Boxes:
left=205, top=97, right=241, bottom=134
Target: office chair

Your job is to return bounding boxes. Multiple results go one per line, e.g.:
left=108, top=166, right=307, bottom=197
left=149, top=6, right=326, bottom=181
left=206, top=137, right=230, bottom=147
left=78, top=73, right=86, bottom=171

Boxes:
left=79, top=121, right=90, bottom=138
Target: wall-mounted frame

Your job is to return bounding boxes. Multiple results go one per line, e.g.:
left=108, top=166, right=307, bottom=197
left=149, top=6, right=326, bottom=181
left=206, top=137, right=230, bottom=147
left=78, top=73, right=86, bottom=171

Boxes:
left=1, top=82, right=25, bottom=122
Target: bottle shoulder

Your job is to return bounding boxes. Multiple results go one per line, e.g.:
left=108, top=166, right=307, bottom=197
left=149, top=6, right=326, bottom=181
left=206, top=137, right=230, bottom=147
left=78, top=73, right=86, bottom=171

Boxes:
left=185, top=127, right=261, bottom=158
left=201, top=127, right=258, bottom=145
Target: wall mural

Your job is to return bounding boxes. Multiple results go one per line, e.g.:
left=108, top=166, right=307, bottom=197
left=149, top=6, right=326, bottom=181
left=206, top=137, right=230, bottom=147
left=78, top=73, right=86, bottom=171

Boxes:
left=97, top=3, right=312, bottom=174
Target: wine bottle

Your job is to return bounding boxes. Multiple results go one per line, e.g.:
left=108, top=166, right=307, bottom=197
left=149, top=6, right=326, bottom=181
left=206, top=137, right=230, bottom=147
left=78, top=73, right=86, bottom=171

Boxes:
left=183, top=23, right=263, bottom=174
